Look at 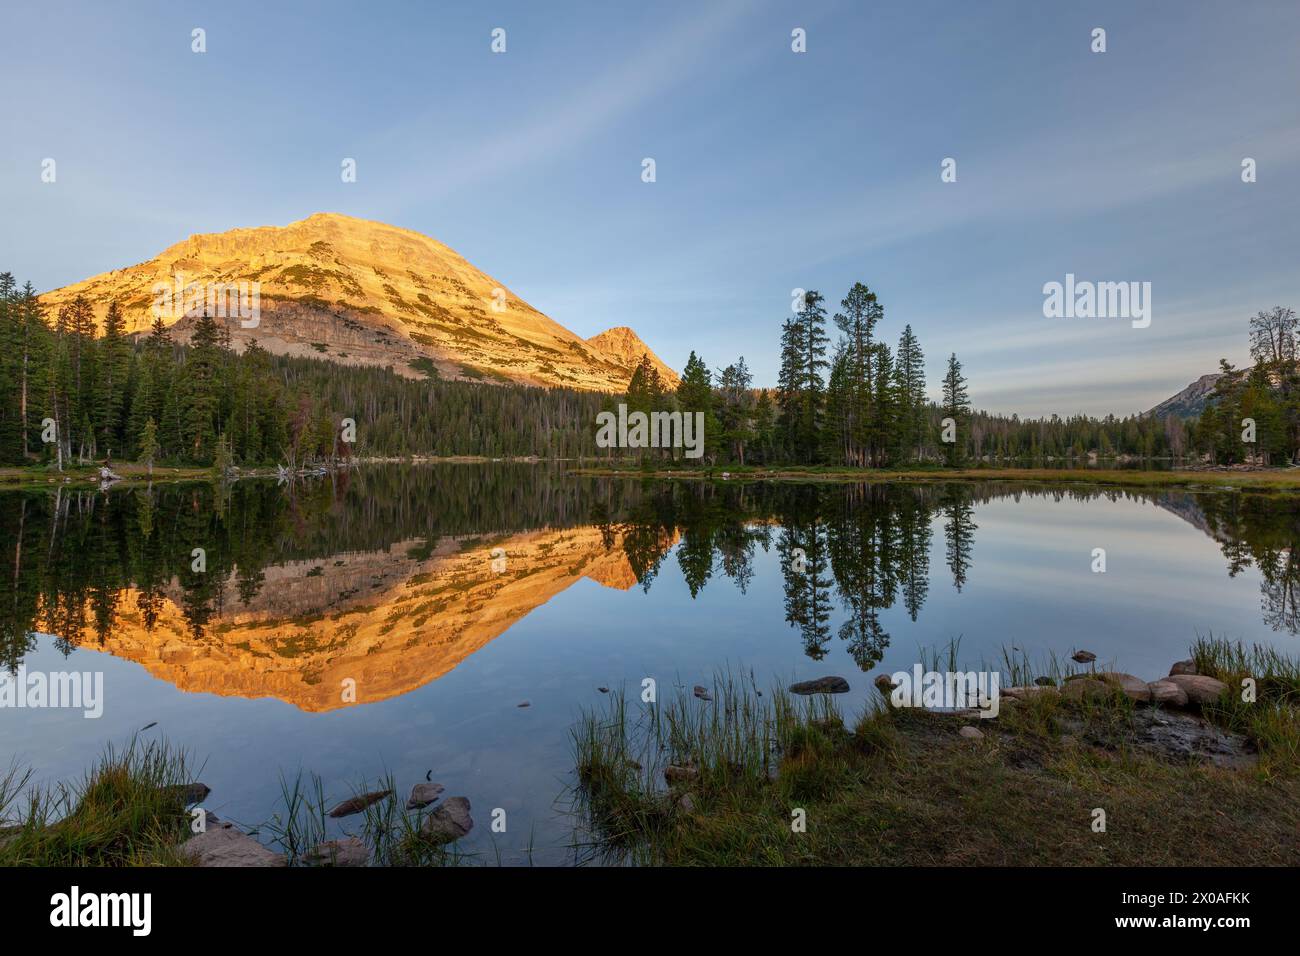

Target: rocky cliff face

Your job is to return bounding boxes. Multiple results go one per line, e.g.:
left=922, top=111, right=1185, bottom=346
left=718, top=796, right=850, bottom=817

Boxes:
left=1145, top=373, right=1222, bottom=420
left=38, top=213, right=678, bottom=392
left=63, top=525, right=667, bottom=712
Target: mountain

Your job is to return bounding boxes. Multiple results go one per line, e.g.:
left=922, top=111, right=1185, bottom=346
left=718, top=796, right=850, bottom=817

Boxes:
left=1145, top=373, right=1222, bottom=419
left=586, top=326, right=677, bottom=385
left=38, top=213, right=678, bottom=392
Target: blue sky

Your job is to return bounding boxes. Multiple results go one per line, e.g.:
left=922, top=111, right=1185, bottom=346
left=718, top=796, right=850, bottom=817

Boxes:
left=2, top=0, right=1297, bottom=416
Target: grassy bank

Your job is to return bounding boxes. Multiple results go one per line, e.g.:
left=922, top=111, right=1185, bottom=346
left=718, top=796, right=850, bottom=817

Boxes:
left=571, top=640, right=1300, bottom=866
left=0, top=462, right=215, bottom=489
left=571, top=463, right=1300, bottom=491
left=0, top=739, right=198, bottom=866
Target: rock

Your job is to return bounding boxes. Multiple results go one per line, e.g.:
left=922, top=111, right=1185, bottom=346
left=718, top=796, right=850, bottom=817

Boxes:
left=1130, top=708, right=1256, bottom=770
left=516, top=700, right=530, bottom=708
left=1098, top=672, right=1151, bottom=703
left=162, top=782, right=211, bottom=805
left=873, top=674, right=898, bottom=694
left=1061, top=678, right=1112, bottom=701
left=1033, top=676, right=1057, bottom=687
left=958, top=726, right=984, bottom=739
left=307, top=837, right=369, bottom=867
left=180, top=823, right=285, bottom=867
left=1147, top=680, right=1189, bottom=707
left=1169, top=660, right=1198, bottom=677
left=422, top=796, right=473, bottom=844
left=663, top=764, right=699, bottom=785
left=327, top=789, right=392, bottom=818
left=597, top=686, right=609, bottom=693
left=406, top=782, right=445, bottom=810
left=1001, top=685, right=1059, bottom=700
left=693, top=685, right=713, bottom=702
left=678, top=793, right=696, bottom=813
left=1071, top=650, right=1097, bottom=664
left=1165, top=674, right=1229, bottom=707
left=789, top=676, right=850, bottom=695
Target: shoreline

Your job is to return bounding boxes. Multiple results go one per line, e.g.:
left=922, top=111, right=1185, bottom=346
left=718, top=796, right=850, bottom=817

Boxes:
left=569, top=464, right=1300, bottom=491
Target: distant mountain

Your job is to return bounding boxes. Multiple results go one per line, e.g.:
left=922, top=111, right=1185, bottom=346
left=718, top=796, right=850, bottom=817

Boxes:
left=1145, top=373, right=1222, bottom=419
left=586, top=326, right=678, bottom=386
left=38, top=213, right=678, bottom=392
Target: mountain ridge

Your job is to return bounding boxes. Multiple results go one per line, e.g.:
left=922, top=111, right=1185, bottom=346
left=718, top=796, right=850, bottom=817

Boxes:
left=1145, top=373, right=1222, bottom=420
left=38, top=213, right=678, bottom=393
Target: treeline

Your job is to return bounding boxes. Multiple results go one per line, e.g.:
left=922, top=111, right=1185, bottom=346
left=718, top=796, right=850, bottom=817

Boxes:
left=617, top=282, right=1182, bottom=467
left=1189, top=307, right=1300, bottom=465
left=0, top=273, right=607, bottom=468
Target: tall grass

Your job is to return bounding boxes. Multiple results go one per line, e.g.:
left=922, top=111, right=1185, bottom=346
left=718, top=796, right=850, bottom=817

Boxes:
left=0, top=738, right=198, bottom=866
left=260, top=770, right=465, bottom=866
left=1191, top=634, right=1300, bottom=775
left=570, top=670, right=852, bottom=862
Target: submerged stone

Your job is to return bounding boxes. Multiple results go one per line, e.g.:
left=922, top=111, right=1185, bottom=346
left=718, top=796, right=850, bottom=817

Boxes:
left=407, top=782, right=445, bottom=810
left=789, top=676, right=850, bottom=695
left=327, top=789, right=392, bottom=818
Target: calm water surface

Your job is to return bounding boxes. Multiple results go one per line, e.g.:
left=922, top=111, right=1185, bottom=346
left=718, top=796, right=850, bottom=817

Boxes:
left=1, top=464, right=1296, bottom=863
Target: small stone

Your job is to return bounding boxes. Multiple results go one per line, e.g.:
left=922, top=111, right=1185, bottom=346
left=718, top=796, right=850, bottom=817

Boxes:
left=958, top=726, right=984, bottom=739
left=597, top=686, right=609, bottom=693
left=406, top=782, right=445, bottom=810
left=663, top=764, right=699, bottom=785
left=1165, top=674, right=1229, bottom=706
left=422, top=796, right=473, bottom=844
left=327, top=789, right=392, bottom=818
left=678, top=793, right=696, bottom=813
left=162, top=782, right=211, bottom=805
left=181, top=823, right=285, bottom=867
left=789, top=676, right=850, bottom=695
left=1148, top=680, right=1189, bottom=707
left=693, top=685, right=713, bottom=701
left=516, top=700, right=530, bottom=708
left=1033, top=676, right=1057, bottom=686
left=1071, top=650, right=1097, bottom=664
left=1169, top=660, right=1197, bottom=677
left=308, top=837, right=369, bottom=867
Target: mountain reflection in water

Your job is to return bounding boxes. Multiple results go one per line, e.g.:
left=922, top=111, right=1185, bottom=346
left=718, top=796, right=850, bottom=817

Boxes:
left=2, top=465, right=1298, bottom=712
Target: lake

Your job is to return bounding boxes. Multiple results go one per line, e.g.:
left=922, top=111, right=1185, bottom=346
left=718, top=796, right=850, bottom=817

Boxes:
left=1, top=464, right=1296, bottom=864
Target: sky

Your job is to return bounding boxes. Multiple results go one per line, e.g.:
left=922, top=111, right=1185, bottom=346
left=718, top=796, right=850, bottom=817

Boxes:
left=1, top=0, right=1298, bottom=417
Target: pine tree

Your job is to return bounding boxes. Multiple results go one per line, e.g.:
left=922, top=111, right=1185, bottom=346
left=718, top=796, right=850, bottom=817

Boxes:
left=941, top=352, right=970, bottom=466
left=895, top=324, right=927, bottom=461
left=833, top=282, right=881, bottom=466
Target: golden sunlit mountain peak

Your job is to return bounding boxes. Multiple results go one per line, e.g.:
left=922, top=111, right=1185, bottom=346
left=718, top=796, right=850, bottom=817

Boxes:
left=38, top=213, right=679, bottom=392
